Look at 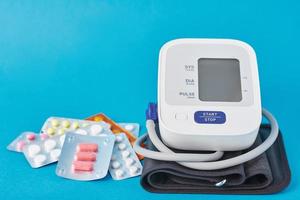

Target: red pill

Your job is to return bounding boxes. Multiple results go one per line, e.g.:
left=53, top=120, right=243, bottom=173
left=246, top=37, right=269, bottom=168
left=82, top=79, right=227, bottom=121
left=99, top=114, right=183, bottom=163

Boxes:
left=26, top=133, right=36, bottom=141
left=16, top=141, right=26, bottom=151
left=77, top=143, right=98, bottom=152
left=75, top=152, right=97, bottom=161
left=72, top=161, right=94, bottom=172
left=40, top=133, right=48, bottom=140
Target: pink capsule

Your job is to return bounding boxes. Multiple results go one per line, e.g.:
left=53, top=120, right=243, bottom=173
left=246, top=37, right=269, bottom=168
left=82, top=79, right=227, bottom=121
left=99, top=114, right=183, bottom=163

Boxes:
left=72, top=161, right=94, bottom=172
left=75, top=152, right=97, bottom=161
left=77, top=143, right=98, bottom=152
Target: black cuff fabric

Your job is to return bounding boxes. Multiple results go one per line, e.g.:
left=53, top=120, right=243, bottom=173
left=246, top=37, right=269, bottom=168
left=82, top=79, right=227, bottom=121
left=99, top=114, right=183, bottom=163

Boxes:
left=140, top=124, right=291, bottom=194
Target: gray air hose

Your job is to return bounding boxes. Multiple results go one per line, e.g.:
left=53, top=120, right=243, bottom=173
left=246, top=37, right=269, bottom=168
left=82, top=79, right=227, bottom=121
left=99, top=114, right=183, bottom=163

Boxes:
left=133, top=108, right=279, bottom=170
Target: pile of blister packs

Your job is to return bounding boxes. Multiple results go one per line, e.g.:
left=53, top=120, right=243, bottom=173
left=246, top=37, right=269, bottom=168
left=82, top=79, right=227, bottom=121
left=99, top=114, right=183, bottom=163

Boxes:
left=7, top=113, right=143, bottom=181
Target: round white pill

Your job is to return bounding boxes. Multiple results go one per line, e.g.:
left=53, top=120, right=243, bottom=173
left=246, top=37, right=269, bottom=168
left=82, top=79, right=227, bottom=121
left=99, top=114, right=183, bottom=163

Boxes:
left=129, top=166, right=139, bottom=175
left=44, top=139, right=57, bottom=152
left=125, top=158, right=135, bottom=166
left=28, top=144, right=41, bottom=157
left=57, top=128, right=65, bottom=135
left=118, top=143, right=127, bottom=151
left=59, top=135, right=66, bottom=146
left=111, top=161, right=121, bottom=169
left=75, top=129, right=88, bottom=135
left=115, top=135, right=123, bottom=143
left=50, top=148, right=61, bottom=159
left=115, top=169, right=125, bottom=178
left=90, top=124, right=103, bottom=135
left=124, top=124, right=135, bottom=131
left=121, top=150, right=130, bottom=158
left=33, top=154, right=47, bottom=165
left=81, top=123, right=89, bottom=128
left=111, top=155, right=117, bottom=161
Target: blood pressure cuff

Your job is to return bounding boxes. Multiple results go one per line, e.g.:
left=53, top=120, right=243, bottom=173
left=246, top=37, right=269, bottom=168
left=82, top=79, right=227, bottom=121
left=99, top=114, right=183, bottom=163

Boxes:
left=140, top=124, right=291, bottom=194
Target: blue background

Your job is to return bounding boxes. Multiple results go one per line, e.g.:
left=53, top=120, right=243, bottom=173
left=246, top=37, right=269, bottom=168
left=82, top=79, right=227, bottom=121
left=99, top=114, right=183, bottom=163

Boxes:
left=0, top=0, right=299, bottom=199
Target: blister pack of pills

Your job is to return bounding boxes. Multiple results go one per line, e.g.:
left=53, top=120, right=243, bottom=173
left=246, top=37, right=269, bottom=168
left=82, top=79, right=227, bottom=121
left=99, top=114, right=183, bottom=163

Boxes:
left=118, top=123, right=140, bottom=138
left=7, top=131, right=49, bottom=152
left=41, top=117, right=112, bottom=137
left=109, top=133, right=143, bottom=180
left=85, top=113, right=137, bottom=144
left=118, top=123, right=144, bottom=160
left=56, top=132, right=115, bottom=181
left=23, top=134, right=65, bottom=168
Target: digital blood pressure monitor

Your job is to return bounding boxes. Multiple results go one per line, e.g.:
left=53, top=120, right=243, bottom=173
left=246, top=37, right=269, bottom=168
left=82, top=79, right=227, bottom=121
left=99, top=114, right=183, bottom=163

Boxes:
left=158, top=39, right=262, bottom=151
left=134, top=38, right=278, bottom=170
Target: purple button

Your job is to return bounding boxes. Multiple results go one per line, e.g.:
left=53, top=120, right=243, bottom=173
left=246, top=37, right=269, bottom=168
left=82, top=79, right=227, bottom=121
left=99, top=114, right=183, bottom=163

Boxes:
left=194, top=111, right=226, bottom=124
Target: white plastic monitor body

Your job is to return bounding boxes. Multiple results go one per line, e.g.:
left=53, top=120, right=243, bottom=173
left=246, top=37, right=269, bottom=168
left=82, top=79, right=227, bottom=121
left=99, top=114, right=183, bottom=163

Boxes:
left=158, top=39, right=262, bottom=151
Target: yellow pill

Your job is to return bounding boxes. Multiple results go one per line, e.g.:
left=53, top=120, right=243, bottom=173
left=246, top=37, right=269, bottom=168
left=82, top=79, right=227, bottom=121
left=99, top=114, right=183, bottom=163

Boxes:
left=81, top=123, right=89, bottom=128
left=62, top=120, right=70, bottom=128
left=94, top=116, right=101, bottom=122
left=47, top=128, right=55, bottom=136
left=72, top=122, right=79, bottom=129
left=57, top=129, right=65, bottom=135
left=51, top=119, right=59, bottom=127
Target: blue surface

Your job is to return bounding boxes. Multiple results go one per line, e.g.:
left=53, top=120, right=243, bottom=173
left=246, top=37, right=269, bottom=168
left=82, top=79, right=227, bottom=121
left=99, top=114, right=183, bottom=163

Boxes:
left=0, top=0, right=299, bottom=199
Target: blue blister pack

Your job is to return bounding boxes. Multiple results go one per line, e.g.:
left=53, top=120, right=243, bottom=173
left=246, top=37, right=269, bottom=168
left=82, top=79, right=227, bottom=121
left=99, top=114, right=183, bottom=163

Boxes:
left=41, top=117, right=112, bottom=137
left=7, top=131, right=48, bottom=152
left=118, top=123, right=140, bottom=137
left=109, top=133, right=143, bottom=180
left=23, top=134, right=65, bottom=168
